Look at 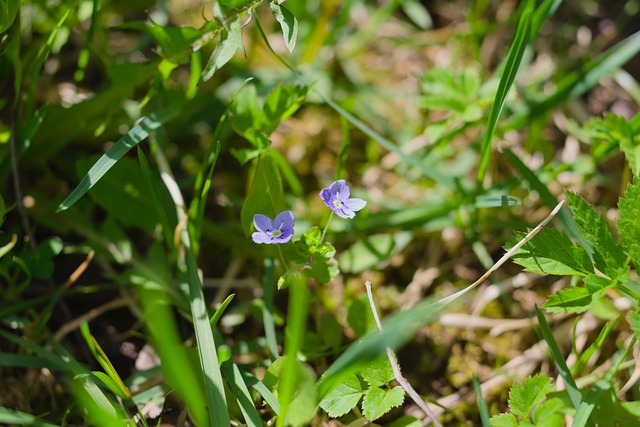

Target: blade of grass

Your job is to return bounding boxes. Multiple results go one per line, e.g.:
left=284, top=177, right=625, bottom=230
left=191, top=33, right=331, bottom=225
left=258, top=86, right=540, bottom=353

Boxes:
left=252, top=15, right=455, bottom=189
left=262, top=257, right=280, bottom=361
left=276, top=271, right=311, bottom=427
left=476, top=7, right=532, bottom=186
left=58, top=109, right=178, bottom=212
left=240, top=369, right=281, bottom=414
left=572, top=380, right=609, bottom=427
left=508, top=30, right=640, bottom=129
left=503, top=148, right=587, bottom=247
left=534, top=306, right=585, bottom=412
left=221, top=361, right=263, bottom=427
left=473, top=375, right=491, bottom=427
left=209, top=293, right=235, bottom=326
left=0, top=407, right=61, bottom=427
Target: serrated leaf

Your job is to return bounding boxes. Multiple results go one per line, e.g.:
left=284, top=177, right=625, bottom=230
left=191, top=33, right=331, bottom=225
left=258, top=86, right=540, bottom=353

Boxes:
left=270, top=2, right=298, bottom=52
left=489, top=413, right=519, bottom=427
left=618, top=178, right=640, bottom=267
left=544, top=275, right=612, bottom=314
left=532, top=397, right=567, bottom=427
left=362, top=386, right=404, bottom=421
left=240, top=150, right=284, bottom=236
left=508, top=374, right=550, bottom=417
left=319, top=374, right=363, bottom=418
left=629, top=311, right=640, bottom=341
left=361, top=355, right=395, bottom=387
left=586, top=113, right=640, bottom=176
left=508, top=228, right=594, bottom=276
left=565, top=191, right=628, bottom=281
left=200, top=18, right=243, bottom=84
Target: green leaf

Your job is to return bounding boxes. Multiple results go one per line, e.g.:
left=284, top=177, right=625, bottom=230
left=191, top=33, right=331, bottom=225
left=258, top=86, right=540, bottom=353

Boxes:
left=360, top=355, right=395, bottom=387
left=544, top=275, right=612, bottom=314
left=508, top=228, right=594, bottom=276
left=0, top=407, right=60, bottom=427
left=260, top=84, right=307, bottom=135
left=265, top=356, right=316, bottom=427
left=58, top=111, right=177, bottom=212
left=221, top=361, right=263, bottom=427
left=629, top=311, right=640, bottom=341
left=199, top=17, right=243, bottom=83
left=590, top=386, right=640, bottom=427
left=319, top=374, right=363, bottom=418
left=477, top=7, right=532, bottom=185
left=270, top=2, right=298, bottom=53
left=361, top=385, right=404, bottom=421
left=508, top=374, right=550, bottom=417
left=116, top=21, right=216, bottom=63
left=565, top=191, right=628, bottom=280
left=346, top=295, right=377, bottom=338
left=387, top=416, right=422, bottom=427
left=339, top=232, right=412, bottom=274
left=240, top=150, right=285, bottom=236
left=489, top=414, right=519, bottom=427
left=618, top=178, right=640, bottom=267
left=0, top=0, right=19, bottom=34
left=532, top=397, right=567, bottom=427
left=585, top=113, right=640, bottom=176
left=77, top=155, right=159, bottom=230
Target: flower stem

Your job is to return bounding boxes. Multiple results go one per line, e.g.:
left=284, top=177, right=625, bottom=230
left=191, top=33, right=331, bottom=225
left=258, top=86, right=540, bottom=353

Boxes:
left=277, top=244, right=289, bottom=271
left=320, top=212, right=334, bottom=244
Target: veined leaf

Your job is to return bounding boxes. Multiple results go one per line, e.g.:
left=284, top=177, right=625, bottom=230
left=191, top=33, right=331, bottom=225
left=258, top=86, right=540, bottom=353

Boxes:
left=618, top=178, right=640, bottom=267
left=507, top=374, right=550, bottom=417
left=508, top=228, right=593, bottom=276
left=544, top=275, right=612, bottom=314
left=319, top=374, right=363, bottom=418
left=362, top=386, right=404, bottom=421
left=565, top=191, right=628, bottom=281
left=199, top=17, right=243, bottom=84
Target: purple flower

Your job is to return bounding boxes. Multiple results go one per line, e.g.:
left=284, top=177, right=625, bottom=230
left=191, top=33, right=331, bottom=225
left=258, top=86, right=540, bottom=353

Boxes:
left=252, top=210, right=295, bottom=244
left=319, top=180, right=367, bottom=219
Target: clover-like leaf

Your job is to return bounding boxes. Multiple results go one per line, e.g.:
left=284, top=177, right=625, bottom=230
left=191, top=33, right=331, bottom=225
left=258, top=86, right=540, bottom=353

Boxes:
left=319, top=374, right=363, bottom=418
left=362, top=386, right=404, bottom=421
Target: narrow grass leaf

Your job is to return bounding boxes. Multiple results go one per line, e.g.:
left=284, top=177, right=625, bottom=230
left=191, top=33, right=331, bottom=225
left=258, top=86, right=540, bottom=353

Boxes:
left=530, top=0, right=563, bottom=39
left=317, top=294, right=448, bottom=400
left=209, top=293, right=235, bottom=326
left=508, top=31, right=640, bottom=129
left=504, top=148, right=583, bottom=243
left=277, top=271, right=311, bottom=427
left=58, top=111, right=177, bottom=212
left=473, top=375, right=491, bottom=427
left=476, top=8, right=531, bottom=185
left=534, top=306, right=584, bottom=411
left=573, top=380, right=610, bottom=427
left=0, top=407, right=60, bottom=427
left=261, top=257, right=279, bottom=360
left=0, top=353, right=64, bottom=370
left=240, top=369, right=281, bottom=414
left=221, top=361, right=263, bottom=427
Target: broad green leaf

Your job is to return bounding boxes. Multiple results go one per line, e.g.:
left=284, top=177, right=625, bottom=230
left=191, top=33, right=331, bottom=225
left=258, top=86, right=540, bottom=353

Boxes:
left=265, top=355, right=316, bottom=427
left=590, top=387, right=640, bottom=426
left=565, top=191, right=628, bottom=280
left=260, top=84, right=307, bottom=135
left=339, top=232, right=412, bottom=274
left=532, top=397, right=566, bottom=427
left=270, top=2, right=298, bottom=52
left=508, top=228, right=593, bottom=276
left=78, top=156, right=159, bottom=230
left=360, top=355, right=395, bottom=387
left=240, top=150, right=285, bottom=236
left=116, top=21, right=216, bottom=63
left=507, top=374, right=550, bottom=417
left=346, top=295, right=377, bottom=338
left=0, top=0, right=19, bottom=34
left=319, top=374, right=363, bottom=418
left=618, top=178, right=640, bottom=267
left=199, top=18, right=243, bottom=83
left=477, top=8, right=532, bottom=185
left=544, top=275, right=611, bottom=314
left=489, top=414, right=519, bottom=427
left=58, top=111, right=177, bottom=212
left=362, top=386, right=404, bottom=421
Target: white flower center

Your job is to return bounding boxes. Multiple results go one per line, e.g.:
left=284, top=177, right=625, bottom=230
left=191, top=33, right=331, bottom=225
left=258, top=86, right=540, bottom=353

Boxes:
left=333, top=199, right=343, bottom=208
left=270, top=229, right=282, bottom=237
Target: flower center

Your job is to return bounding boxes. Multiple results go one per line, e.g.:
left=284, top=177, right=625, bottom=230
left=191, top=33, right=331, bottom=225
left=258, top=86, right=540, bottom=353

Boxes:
left=270, top=229, right=282, bottom=237
left=333, top=199, right=343, bottom=208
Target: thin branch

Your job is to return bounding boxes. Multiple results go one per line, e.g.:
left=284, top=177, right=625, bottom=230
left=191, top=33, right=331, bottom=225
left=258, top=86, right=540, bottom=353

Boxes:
left=365, top=281, right=443, bottom=427
left=10, top=114, right=37, bottom=251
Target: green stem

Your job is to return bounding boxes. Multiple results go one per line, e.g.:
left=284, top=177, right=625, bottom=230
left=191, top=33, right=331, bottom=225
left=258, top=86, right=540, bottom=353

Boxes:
left=277, top=244, right=289, bottom=272
left=320, top=212, right=334, bottom=244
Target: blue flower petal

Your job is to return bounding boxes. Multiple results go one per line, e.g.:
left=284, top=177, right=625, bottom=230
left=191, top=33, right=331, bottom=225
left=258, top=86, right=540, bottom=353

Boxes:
left=344, top=198, right=367, bottom=212
left=253, top=214, right=274, bottom=233
left=274, top=210, right=295, bottom=233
